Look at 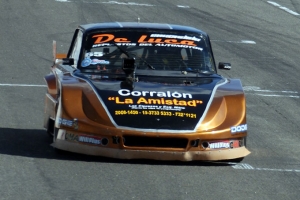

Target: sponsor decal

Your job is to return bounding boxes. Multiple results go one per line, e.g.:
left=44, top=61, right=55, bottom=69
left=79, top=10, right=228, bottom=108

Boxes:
left=81, top=58, right=92, bottom=67
left=138, top=35, right=196, bottom=46
left=149, top=34, right=201, bottom=42
left=78, top=136, right=101, bottom=145
left=118, top=89, right=193, bottom=98
left=65, top=133, right=106, bottom=146
left=58, top=118, right=73, bottom=127
left=58, top=118, right=78, bottom=129
left=108, top=96, right=202, bottom=107
left=93, top=34, right=131, bottom=44
left=85, top=52, right=103, bottom=57
left=81, top=57, right=110, bottom=67
left=129, top=105, right=185, bottom=111
left=92, top=43, right=202, bottom=50
left=104, top=89, right=203, bottom=120
left=93, top=43, right=137, bottom=47
left=93, top=75, right=217, bottom=130
left=91, top=34, right=200, bottom=49
left=153, top=44, right=202, bottom=51
left=231, top=124, right=247, bottom=134
left=208, top=140, right=240, bottom=149
left=106, top=89, right=203, bottom=108
left=91, top=59, right=110, bottom=65
left=209, top=142, right=230, bottom=149
left=65, top=132, right=78, bottom=141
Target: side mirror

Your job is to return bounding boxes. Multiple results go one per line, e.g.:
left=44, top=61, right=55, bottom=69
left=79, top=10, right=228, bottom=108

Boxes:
left=55, top=58, right=74, bottom=65
left=218, top=62, right=231, bottom=70
left=53, top=41, right=74, bottom=65
left=62, top=58, right=74, bottom=65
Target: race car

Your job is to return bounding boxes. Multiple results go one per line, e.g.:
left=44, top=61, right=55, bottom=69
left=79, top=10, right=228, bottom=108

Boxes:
left=44, top=22, right=250, bottom=162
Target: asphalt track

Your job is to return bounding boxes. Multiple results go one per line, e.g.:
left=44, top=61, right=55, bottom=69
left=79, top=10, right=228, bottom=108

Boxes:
left=0, top=0, right=299, bottom=199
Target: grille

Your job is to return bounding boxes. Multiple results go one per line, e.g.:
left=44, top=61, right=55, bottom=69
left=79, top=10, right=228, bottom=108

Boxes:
left=123, top=135, right=188, bottom=149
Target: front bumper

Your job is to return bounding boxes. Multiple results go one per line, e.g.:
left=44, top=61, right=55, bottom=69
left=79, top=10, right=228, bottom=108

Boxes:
left=52, top=139, right=250, bottom=161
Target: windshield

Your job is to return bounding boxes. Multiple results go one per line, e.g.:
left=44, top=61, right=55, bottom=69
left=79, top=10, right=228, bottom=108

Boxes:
left=80, top=30, right=216, bottom=74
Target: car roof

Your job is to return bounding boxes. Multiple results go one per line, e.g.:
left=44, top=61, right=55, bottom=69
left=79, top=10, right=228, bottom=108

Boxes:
left=79, top=22, right=207, bottom=36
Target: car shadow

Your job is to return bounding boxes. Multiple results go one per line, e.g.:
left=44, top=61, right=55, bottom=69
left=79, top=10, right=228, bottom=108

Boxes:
left=0, top=127, right=236, bottom=167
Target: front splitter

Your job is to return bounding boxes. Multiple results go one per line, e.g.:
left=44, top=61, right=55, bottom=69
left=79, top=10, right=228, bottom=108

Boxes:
left=52, top=139, right=250, bottom=161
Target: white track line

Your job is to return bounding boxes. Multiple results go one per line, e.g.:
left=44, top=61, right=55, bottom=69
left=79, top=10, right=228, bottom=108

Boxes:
left=231, top=163, right=300, bottom=172
left=100, top=1, right=154, bottom=6
left=56, top=0, right=155, bottom=6
left=256, top=94, right=299, bottom=98
left=56, top=0, right=190, bottom=8
left=267, top=1, right=300, bottom=16
left=253, top=90, right=298, bottom=93
left=177, top=5, right=190, bottom=8
left=0, top=84, right=46, bottom=87
left=211, top=40, right=256, bottom=44
left=243, top=86, right=299, bottom=98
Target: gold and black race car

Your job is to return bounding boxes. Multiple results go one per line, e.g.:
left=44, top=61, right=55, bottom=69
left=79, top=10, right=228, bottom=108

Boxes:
left=44, top=22, right=250, bottom=162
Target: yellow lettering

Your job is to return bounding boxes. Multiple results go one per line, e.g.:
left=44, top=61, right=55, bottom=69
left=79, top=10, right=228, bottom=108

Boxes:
left=173, top=99, right=179, bottom=105
left=196, top=100, right=203, bottom=104
left=187, top=100, right=196, bottom=107
left=137, top=97, right=148, bottom=104
left=124, top=99, right=133, bottom=104
left=148, top=99, right=161, bottom=104
left=178, top=100, right=187, bottom=106
left=165, top=100, right=173, bottom=105
left=116, top=97, right=133, bottom=104
left=116, top=97, right=124, bottom=104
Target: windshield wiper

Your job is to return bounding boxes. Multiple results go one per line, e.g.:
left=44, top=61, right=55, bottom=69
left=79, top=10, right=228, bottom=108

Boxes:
left=178, top=60, right=214, bottom=75
left=183, top=68, right=215, bottom=75
left=139, top=59, right=155, bottom=70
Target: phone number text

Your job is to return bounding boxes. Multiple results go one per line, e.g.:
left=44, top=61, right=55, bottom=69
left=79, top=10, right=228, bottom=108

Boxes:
left=114, top=110, right=196, bottom=118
